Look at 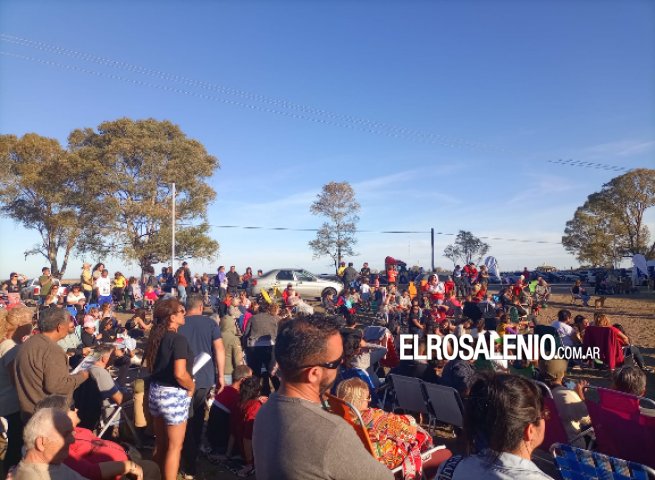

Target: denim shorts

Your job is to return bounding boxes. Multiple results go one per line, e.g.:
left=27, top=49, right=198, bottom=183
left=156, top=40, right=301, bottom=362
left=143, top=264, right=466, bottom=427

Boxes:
left=148, top=382, right=191, bottom=425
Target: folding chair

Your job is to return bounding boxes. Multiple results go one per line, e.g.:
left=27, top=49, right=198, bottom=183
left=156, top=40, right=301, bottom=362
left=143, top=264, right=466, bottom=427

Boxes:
left=324, top=394, right=450, bottom=479
left=97, top=399, right=141, bottom=448
left=570, top=288, right=583, bottom=305
left=387, top=374, right=431, bottom=420
left=550, top=443, right=655, bottom=480
left=421, top=382, right=464, bottom=430
left=534, top=381, right=588, bottom=450
left=583, top=326, right=624, bottom=370
left=584, top=386, right=655, bottom=468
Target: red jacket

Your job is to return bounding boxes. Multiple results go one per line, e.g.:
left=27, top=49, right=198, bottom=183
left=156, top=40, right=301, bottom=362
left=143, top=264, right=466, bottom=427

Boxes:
left=65, top=427, right=128, bottom=480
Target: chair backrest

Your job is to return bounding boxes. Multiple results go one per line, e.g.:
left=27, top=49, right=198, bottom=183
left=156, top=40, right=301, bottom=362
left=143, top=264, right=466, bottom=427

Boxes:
left=550, top=442, right=655, bottom=479
left=534, top=381, right=570, bottom=449
left=73, top=377, right=102, bottom=431
left=324, top=393, right=376, bottom=456
left=388, top=374, right=431, bottom=416
left=422, top=382, right=464, bottom=429
left=584, top=386, right=655, bottom=468
left=583, top=326, right=624, bottom=370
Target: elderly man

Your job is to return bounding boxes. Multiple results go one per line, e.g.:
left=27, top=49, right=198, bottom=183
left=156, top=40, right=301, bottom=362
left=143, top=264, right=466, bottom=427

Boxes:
left=14, top=308, right=89, bottom=421
left=13, top=407, right=87, bottom=479
left=253, top=315, right=393, bottom=480
left=57, top=318, right=90, bottom=369
left=534, top=277, right=551, bottom=305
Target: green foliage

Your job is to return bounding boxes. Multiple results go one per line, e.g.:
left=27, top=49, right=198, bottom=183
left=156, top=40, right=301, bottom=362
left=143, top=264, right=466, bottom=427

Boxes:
left=562, top=169, right=655, bottom=265
left=308, top=181, right=360, bottom=272
left=69, top=118, right=220, bottom=271
left=443, top=230, right=490, bottom=266
left=0, top=133, right=104, bottom=277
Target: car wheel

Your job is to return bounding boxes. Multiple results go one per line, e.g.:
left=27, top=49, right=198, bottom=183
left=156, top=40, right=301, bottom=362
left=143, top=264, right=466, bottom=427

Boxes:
left=322, top=287, right=337, bottom=299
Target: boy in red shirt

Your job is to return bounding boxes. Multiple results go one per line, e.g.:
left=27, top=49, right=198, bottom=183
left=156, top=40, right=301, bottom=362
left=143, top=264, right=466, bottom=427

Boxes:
left=206, top=365, right=253, bottom=460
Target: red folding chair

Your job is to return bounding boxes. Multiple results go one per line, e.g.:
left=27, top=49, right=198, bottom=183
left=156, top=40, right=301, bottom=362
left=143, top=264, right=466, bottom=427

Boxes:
left=584, top=386, right=655, bottom=468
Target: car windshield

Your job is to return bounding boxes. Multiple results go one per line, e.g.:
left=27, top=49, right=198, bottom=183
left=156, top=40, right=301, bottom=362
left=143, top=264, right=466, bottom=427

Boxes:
left=296, top=270, right=316, bottom=282
left=276, top=270, right=294, bottom=281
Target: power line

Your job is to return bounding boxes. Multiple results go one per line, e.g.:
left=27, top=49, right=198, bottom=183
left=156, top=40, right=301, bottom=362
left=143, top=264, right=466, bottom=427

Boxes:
left=199, top=224, right=563, bottom=245
left=0, top=34, right=640, bottom=173
left=0, top=34, right=496, bottom=151
left=547, top=159, right=629, bottom=172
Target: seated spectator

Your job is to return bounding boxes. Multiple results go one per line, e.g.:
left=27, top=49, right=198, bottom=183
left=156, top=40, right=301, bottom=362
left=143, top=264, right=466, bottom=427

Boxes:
left=253, top=315, right=393, bottom=480
left=99, top=317, right=118, bottom=343
left=435, top=372, right=554, bottom=480
left=336, top=329, right=380, bottom=405
left=539, top=358, right=590, bottom=447
left=34, top=395, right=158, bottom=480
left=572, top=315, right=588, bottom=345
left=440, top=356, right=475, bottom=398
left=66, top=284, right=86, bottom=312
left=12, top=407, right=87, bottom=480
left=571, top=280, right=590, bottom=307
left=207, top=365, right=253, bottom=458
left=462, top=295, right=483, bottom=323
left=421, top=358, right=443, bottom=384
left=125, top=308, right=151, bottom=339
left=224, top=376, right=267, bottom=477
left=285, top=288, right=314, bottom=315
left=534, top=277, right=550, bottom=304
left=57, top=317, right=90, bottom=369
left=610, top=321, right=650, bottom=372
left=143, top=285, right=158, bottom=308
left=81, top=317, right=99, bottom=348
left=612, top=366, right=654, bottom=416
left=551, top=309, right=576, bottom=347
left=336, top=378, right=448, bottom=476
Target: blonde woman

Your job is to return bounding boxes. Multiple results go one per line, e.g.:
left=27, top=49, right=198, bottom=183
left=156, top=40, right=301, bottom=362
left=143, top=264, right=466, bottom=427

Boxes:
left=0, top=307, right=34, bottom=473
left=595, top=314, right=649, bottom=371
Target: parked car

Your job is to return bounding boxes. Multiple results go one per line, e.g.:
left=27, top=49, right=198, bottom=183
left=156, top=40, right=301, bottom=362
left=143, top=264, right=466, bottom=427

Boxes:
left=251, top=269, right=344, bottom=299
left=21, top=278, right=65, bottom=300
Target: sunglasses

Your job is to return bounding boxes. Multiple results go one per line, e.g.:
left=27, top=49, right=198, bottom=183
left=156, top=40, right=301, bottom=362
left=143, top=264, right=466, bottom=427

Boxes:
left=299, top=354, right=344, bottom=370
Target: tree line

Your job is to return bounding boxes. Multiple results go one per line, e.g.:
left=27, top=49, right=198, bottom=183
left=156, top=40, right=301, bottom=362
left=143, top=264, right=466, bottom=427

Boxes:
left=0, top=118, right=219, bottom=277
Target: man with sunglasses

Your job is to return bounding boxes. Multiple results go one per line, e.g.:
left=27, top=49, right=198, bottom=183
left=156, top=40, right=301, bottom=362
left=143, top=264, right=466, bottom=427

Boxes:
left=253, top=315, right=393, bottom=480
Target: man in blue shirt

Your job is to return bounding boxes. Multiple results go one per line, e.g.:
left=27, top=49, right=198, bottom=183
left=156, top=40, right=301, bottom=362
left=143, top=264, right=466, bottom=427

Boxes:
left=179, top=295, right=225, bottom=479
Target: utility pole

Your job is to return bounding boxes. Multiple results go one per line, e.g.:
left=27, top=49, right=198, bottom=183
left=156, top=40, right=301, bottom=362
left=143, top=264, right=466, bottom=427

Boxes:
left=431, top=228, right=435, bottom=272
left=171, top=183, right=176, bottom=274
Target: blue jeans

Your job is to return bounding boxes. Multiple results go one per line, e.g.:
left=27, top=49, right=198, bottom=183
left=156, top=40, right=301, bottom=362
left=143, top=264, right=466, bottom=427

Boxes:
left=177, top=285, right=187, bottom=303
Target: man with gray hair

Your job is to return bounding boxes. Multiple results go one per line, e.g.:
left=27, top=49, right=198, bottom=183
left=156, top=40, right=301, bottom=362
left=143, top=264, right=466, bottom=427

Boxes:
left=13, top=407, right=87, bottom=479
left=14, top=308, right=89, bottom=420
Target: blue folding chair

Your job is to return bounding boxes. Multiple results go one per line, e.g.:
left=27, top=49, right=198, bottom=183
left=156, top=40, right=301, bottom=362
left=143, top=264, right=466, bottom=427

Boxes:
left=550, top=443, right=655, bottom=480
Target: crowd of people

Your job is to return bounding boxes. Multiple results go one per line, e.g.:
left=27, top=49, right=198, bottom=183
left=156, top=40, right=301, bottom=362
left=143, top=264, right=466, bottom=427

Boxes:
left=0, top=259, right=653, bottom=480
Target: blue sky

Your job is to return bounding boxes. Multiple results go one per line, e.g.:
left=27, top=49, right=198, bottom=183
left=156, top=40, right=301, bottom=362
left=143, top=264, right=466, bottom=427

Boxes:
left=1, top=0, right=654, bottom=278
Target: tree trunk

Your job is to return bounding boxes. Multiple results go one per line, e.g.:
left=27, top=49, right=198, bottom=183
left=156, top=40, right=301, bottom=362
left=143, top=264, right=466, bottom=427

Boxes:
left=48, top=245, right=61, bottom=278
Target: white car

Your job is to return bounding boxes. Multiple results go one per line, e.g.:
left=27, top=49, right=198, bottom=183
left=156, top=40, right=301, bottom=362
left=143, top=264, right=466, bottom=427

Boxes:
left=251, top=269, right=344, bottom=299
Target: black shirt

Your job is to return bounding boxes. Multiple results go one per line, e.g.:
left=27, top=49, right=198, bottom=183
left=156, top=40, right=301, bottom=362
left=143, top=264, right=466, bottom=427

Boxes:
left=150, top=331, right=194, bottom=389
left=226, top=271, right=241, bottom=288
left=81, top=330, right=97, bottom=348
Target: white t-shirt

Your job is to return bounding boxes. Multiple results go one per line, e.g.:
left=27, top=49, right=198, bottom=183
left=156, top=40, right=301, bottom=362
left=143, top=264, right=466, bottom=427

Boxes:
left=95, top=277, right=112, bottom=297
left=551, top=320, right=575, bottom=347
left=67, top=292, right=86, bottom=304
left=360, top=284, right=371, bottom=295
